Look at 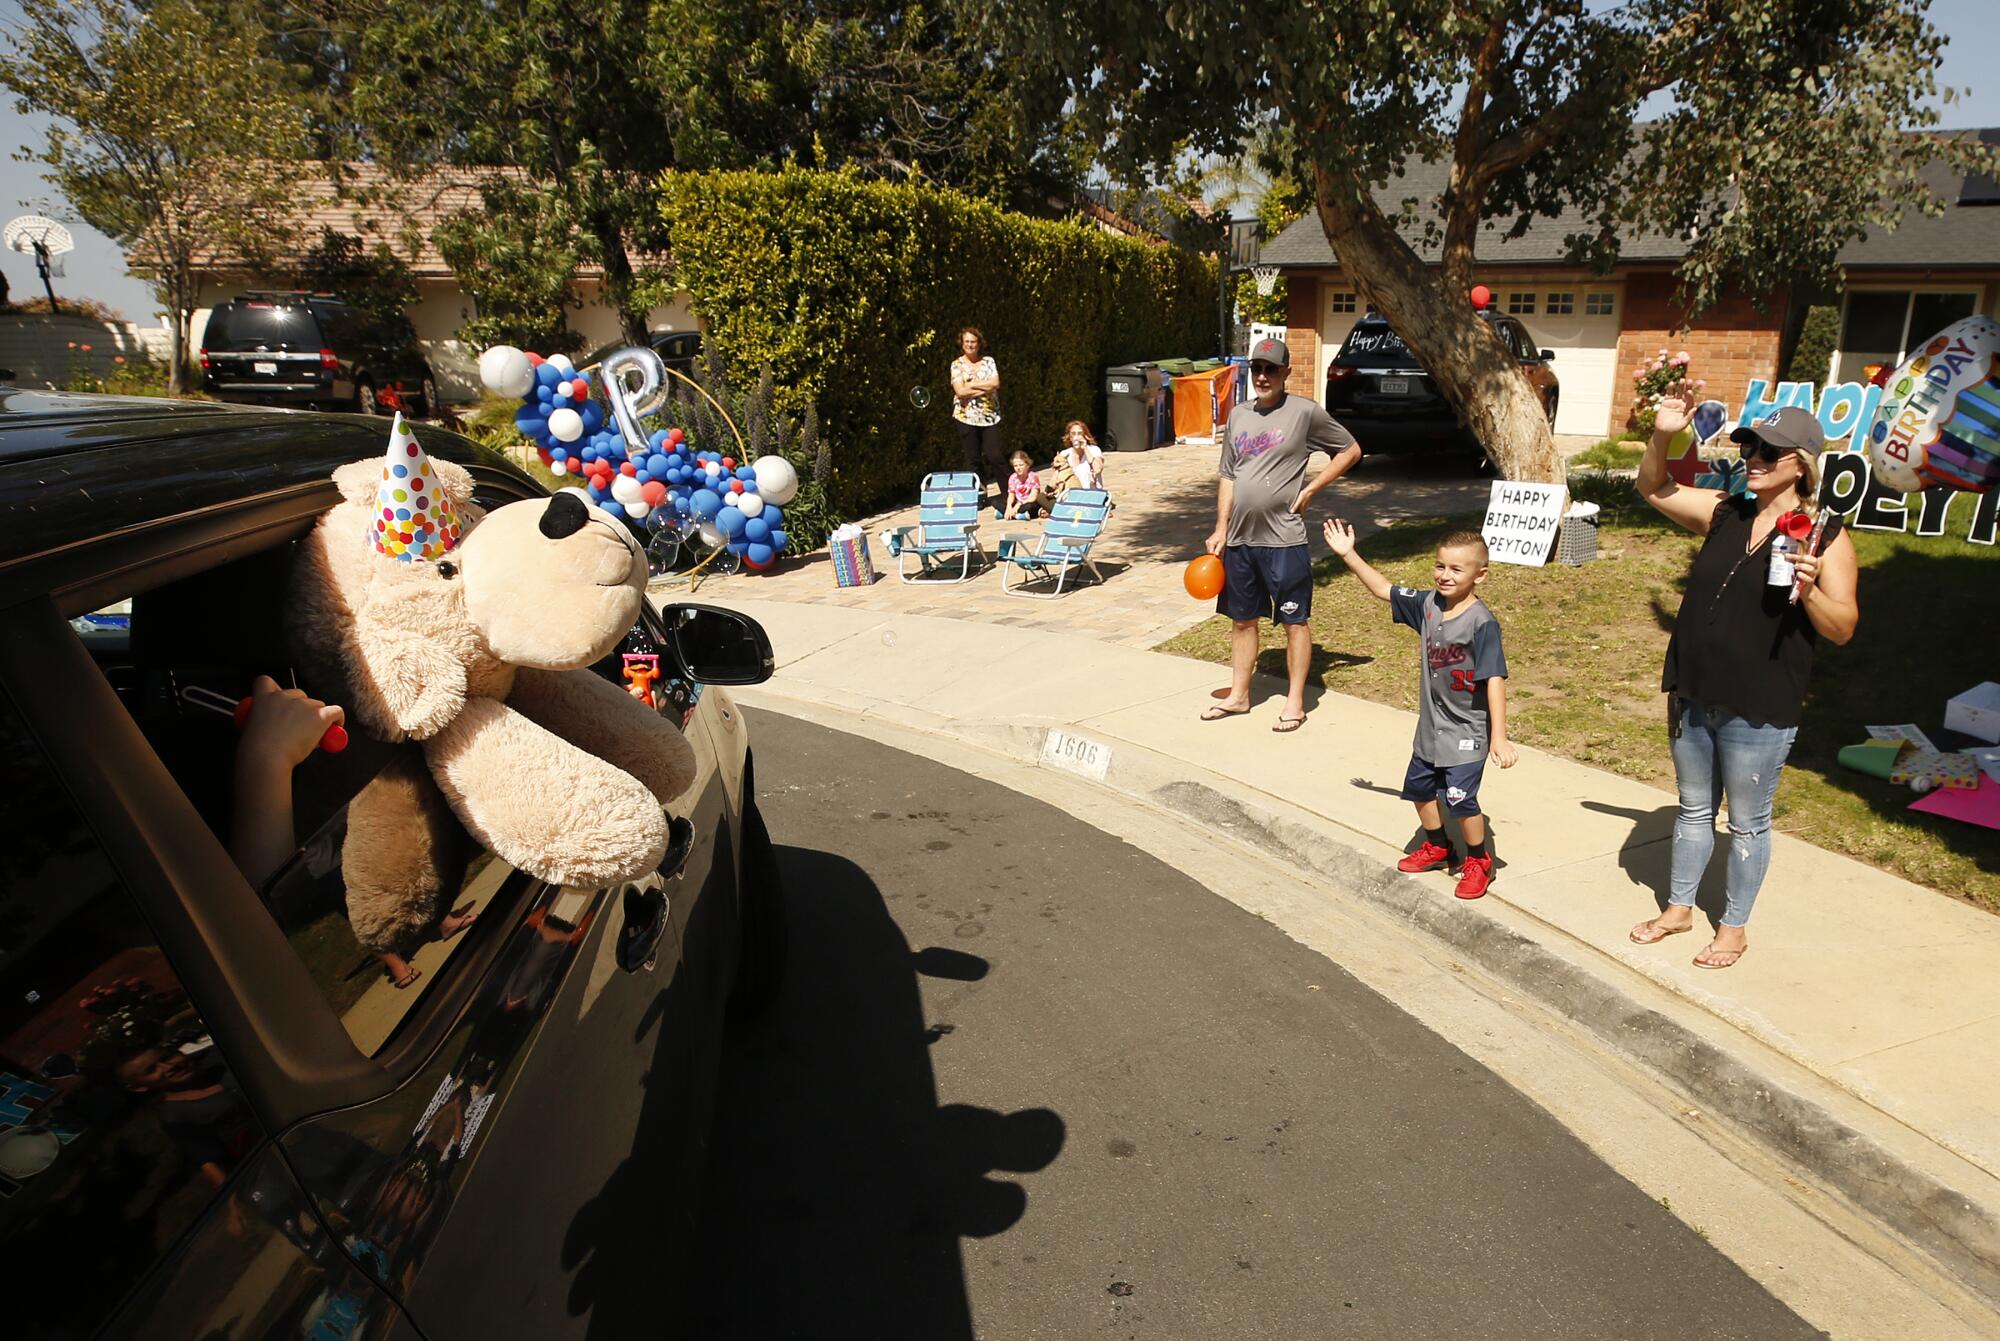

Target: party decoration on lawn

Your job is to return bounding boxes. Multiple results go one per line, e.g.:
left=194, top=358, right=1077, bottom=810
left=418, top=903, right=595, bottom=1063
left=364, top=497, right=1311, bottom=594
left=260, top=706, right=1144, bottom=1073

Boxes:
left=1867, top=315, right=2000, bottom=494
left=1837, top=738, right=1905, bottom=781
left=1184, top=554, right=1225, bottom=600
left=477, top=342, right=794, bottom=571
left=1909, top=774, right=2000, bottom=831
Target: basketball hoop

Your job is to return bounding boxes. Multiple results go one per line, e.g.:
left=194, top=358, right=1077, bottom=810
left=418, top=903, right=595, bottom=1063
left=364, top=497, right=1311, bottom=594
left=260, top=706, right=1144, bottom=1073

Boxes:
left=1251, top=265, right=1281, bottom=297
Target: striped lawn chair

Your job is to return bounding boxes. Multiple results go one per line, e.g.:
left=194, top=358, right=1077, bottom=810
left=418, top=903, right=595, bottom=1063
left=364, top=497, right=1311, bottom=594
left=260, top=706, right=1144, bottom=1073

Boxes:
left=883, top=472, right=987, bottom=583
left=996, top=488, right=1110, bottom=598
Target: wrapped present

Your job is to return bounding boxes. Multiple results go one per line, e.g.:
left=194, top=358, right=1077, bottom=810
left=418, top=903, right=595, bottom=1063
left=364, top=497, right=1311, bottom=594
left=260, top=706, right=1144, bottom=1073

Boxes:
left=830, top=524, right=876, bottom=588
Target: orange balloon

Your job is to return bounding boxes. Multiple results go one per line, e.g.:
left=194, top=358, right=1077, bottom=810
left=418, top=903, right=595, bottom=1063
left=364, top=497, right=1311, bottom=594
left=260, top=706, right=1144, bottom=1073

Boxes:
left=1184, top=554, right=1225, bottom=600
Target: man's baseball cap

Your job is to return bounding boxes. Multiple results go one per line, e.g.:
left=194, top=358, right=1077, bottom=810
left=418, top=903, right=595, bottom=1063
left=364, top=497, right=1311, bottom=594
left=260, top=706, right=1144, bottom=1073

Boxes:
left=1248, top=337, right=1291, bottom=368
left=1729, top=405, right=1824, bottom=454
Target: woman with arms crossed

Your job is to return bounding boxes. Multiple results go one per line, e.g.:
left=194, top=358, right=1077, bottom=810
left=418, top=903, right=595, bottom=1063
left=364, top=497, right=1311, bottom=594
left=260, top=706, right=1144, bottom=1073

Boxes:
left=1629, top=390, right=1859, bottom=969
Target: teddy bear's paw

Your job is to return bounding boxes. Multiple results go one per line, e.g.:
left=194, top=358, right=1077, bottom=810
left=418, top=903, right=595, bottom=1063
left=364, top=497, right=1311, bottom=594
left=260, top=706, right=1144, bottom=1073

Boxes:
left=503, top=805, right=669, bottom=890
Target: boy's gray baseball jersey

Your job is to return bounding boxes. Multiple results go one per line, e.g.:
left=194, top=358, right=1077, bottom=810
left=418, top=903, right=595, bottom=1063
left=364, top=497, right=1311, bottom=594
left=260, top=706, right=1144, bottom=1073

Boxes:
left=1389, top=588, right=1509, bottom=764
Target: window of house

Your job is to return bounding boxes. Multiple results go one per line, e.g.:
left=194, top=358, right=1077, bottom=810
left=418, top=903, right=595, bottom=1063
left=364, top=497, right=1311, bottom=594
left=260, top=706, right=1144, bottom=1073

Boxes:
left=1585, top=292, right=1615, bottom=316
left=1507, top=292, right=1536, bottom=315
left=1836, top=290, right=1978, bottom=382
left=1328, top=290, right=1357, bottom=314
left=0, top=687, right=254, bottom=1337
left=1546, top=292, right=1575, bottom=315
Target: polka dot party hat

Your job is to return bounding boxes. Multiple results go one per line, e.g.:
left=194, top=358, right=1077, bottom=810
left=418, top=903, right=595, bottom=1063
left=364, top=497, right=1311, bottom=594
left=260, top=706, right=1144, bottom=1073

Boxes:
left=371, top=412, right=463, bottom=562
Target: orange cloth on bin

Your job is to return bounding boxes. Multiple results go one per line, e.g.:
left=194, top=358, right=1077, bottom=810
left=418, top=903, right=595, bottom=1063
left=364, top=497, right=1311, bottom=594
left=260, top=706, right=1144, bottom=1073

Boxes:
left=1171, top=367, right=1238, bottom=440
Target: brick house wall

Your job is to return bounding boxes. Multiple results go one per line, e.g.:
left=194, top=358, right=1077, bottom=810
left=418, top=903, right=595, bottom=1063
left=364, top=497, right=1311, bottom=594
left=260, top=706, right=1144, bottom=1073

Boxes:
left=1284, top=278, right=1319, bottom=396
left=1610, top=272, right=1786, bottom=432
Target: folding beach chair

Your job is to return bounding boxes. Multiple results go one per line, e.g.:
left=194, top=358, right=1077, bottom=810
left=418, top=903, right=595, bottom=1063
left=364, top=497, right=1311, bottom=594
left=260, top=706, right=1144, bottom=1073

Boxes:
left=996, top=488, right=1110, bottom=598
left=883, top=471, right=986, bottom=583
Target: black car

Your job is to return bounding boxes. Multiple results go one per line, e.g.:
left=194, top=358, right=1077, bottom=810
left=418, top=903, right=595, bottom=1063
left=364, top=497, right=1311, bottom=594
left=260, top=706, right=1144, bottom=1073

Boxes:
left=582, top=329, right=704, bottom=380
left=201, top=293, right=440, bottom=418
left=1324, top=310, right=1560, bottom=442
left=0, top=390, right=781, bottom=1339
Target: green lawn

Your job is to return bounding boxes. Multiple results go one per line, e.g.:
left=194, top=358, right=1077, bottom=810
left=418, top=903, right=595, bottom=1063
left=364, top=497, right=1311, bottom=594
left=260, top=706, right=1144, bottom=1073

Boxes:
left=1157, top=486, right=2000, bottom=913
left=1569, top=438, right=1646, bottom=471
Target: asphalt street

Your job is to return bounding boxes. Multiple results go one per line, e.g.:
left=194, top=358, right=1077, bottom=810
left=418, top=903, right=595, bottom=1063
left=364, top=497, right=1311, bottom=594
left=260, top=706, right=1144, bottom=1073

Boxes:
left=680, top=709, right=1821, bottom=1340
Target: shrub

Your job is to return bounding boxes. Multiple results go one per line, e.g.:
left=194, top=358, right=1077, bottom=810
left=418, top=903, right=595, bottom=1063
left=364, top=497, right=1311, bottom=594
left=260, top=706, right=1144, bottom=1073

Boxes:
left=657, top=166, right=1217, bottom=516
left=1786, top=304, right=1840, bottom=385
left=58, top=349, right=174, bottom=397
left=1626, top=348, right=1707, bottom=436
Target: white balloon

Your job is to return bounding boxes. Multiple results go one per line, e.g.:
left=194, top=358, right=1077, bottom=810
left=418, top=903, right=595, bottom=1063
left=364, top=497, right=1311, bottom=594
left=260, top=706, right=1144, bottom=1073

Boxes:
left=625, top=501, right=649, bottom=520
left=546, top=353, right=576, bottom=373
left=698, top=520, right=725, bottom=548
left=478, top=345, right=534, bottom=397
left=548, top=407, right=584, bottom=442
left=548, top=458, right=568, bottom=475
left=704, top=460, right=722, bottom=476
left=611, top=473, right=643, bottom=503
left=751, top=454, right=799, bottom=505
left=737, top=491, right=765, bottom=518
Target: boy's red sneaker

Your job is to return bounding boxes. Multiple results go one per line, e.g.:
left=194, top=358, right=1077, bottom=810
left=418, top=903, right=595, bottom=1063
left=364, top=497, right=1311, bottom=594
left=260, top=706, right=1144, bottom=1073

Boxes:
left=1454, top=855, right=1494, bottom=900
left=1397, top=841, right=1453, bottom=873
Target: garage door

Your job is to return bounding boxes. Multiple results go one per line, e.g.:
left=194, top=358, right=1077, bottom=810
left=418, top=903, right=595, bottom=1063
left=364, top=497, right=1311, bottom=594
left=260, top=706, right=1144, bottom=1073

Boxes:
left=1512, top=287, right=1622, bottom=439
left=1317, top=286, right=1365, bottom=400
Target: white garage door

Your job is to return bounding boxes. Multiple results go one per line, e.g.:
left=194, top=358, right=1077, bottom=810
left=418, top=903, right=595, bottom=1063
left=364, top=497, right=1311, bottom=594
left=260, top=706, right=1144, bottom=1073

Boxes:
left=1514, top=288, right=1622, bottom=439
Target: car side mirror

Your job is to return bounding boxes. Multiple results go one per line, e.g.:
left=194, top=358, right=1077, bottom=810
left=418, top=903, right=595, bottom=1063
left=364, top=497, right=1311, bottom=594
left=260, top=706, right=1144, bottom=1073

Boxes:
left=1539, top=349, right=1555, bottom=361
left=662, top=603, right=774, bottom=685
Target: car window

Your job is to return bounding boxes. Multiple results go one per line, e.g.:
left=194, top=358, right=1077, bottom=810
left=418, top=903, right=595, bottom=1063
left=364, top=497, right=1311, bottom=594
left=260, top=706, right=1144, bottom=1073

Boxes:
left=0, top=686, right=257, bottom=1337
left=70, top=543, right=519, bottom=1056
left=204, top=303, right=322, bottom=352
left=1336, top=323, right=1420, bottom=368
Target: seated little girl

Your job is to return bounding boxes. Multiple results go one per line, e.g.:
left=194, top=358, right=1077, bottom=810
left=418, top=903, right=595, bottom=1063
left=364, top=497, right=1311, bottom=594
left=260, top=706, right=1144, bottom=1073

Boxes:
left=999, top=450, right=1045, bottom=521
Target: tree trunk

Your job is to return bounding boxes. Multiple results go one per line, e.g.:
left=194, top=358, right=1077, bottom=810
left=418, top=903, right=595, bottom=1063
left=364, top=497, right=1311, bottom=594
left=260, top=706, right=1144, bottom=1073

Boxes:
left=589, top=209, right=648, bottom=347
left=1312, top=168, right=1561, bottom=484
left=168, top=307, right=190, bottom=396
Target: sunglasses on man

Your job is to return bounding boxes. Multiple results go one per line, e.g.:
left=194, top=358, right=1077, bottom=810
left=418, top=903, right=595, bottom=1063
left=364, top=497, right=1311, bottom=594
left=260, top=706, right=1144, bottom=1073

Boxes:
left=1250, top=361, right=1284, bottom=376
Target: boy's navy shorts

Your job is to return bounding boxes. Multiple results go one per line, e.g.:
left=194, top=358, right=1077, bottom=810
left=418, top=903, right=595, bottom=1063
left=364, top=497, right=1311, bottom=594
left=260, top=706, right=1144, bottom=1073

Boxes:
left=1218, top=543, right=1313, bottom=625
left=1401, top=754, right=1486, bottom=817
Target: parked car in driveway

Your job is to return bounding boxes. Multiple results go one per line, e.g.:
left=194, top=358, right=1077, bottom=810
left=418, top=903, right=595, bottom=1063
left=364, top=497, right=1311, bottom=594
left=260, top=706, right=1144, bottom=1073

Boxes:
left=1324, top=309, right=1560, bottom=447
left=201, top=293, right=440, bottom=418
left=0, top=389, right=782, bottom=1339
left=581, top=329, right=704, bottom=379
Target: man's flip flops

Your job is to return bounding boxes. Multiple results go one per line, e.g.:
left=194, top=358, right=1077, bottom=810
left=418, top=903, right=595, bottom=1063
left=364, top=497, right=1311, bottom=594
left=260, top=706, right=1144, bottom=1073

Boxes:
left=1200, top=705, right=1250, bottom=722
left=1272, top=716, right=1306, bottom=734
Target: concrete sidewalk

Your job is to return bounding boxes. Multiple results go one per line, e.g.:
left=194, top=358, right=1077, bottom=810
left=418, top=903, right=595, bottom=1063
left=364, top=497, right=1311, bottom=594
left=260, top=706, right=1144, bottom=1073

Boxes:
left=695, top=594, right=2000, bottom=1306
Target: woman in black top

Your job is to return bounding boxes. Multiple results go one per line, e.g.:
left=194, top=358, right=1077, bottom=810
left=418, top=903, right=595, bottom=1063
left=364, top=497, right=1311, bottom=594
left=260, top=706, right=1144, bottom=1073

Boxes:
left=1629, top=393, right=1859, bottom=969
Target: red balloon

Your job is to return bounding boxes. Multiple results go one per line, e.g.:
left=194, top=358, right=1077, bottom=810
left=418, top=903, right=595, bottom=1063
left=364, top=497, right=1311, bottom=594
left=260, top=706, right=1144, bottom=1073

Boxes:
left=1469, top=284, right=1492, bottom=309
left=729, top=479, right=744, bottom=493
left=525, top=351, right=545, bottom=366
left=641, top=480, right=667, bottom=504
left=1184, top=554, right=1226, bottom=600
left=743, top=555, right=771, bottom=571
left=620, top=461, right=637, bottom=476
left=721, top=456, right=736, bottom=470
left=667, top=427, right=685, bottom=443
left=571, top=377, right=590, bottom=400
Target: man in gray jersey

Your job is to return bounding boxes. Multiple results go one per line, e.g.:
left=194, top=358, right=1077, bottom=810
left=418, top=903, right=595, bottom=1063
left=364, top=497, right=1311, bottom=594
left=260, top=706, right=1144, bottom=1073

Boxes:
left=1201, top=337, right=1362, bottom=733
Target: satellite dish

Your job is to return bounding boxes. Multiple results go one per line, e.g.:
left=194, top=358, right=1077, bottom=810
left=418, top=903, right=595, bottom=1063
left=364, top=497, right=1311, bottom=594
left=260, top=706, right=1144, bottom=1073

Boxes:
left=5, top=216, right=75, bottom=311
left=4, top=215, right=73, bottom=258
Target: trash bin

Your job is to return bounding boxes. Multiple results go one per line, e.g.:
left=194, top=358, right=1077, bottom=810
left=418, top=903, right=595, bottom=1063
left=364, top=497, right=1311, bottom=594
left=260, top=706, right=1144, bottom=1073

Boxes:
left=1104, top=363, right=1164, bottom=452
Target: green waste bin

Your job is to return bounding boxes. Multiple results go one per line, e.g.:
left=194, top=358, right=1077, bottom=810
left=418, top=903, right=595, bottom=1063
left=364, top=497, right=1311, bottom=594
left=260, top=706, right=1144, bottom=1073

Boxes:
left=1104, top=363, right=1164, bottom=452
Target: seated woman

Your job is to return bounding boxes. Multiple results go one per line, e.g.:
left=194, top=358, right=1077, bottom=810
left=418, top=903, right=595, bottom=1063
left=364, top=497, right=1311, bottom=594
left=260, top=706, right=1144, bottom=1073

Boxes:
left=1053, top=420, right=1107, bottom=497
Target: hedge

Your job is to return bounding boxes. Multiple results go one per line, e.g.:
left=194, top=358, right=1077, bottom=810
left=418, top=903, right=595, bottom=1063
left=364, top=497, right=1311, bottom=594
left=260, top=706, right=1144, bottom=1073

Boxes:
left=656, top=166, right=1218, bottom=516
left=1785, top=303, right=1841, bottom=384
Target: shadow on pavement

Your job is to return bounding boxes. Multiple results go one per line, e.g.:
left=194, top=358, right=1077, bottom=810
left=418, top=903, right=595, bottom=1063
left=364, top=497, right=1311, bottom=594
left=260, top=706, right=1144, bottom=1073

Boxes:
left=678, top=845, right=1065, bottom=1340
left=1583, top=799, right=1728, bottom=926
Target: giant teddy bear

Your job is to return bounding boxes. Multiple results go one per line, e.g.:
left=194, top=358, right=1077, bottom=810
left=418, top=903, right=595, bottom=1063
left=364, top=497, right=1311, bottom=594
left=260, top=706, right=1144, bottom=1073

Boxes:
left=287, top=414, right=696, bottom=916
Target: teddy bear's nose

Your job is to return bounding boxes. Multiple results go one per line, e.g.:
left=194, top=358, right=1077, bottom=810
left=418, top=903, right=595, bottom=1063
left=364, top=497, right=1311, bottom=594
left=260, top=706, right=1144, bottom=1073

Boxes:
left=540, top=491, right=590, bottom=540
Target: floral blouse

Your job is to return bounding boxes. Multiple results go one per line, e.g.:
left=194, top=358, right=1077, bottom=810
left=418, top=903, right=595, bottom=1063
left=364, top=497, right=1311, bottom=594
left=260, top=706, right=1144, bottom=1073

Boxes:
left=950, top=355, right=1001, bottom=426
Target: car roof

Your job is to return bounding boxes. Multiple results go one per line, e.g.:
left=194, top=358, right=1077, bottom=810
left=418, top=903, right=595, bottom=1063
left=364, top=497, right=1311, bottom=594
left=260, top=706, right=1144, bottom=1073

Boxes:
left=0, top=391, right=537, bottom=573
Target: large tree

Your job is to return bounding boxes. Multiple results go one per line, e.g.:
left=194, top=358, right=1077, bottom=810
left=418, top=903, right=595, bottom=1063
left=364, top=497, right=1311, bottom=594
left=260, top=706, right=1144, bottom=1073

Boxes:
left=983, top=0, right=1996, bottom=481
left=0, top=0, right=309, bottom=392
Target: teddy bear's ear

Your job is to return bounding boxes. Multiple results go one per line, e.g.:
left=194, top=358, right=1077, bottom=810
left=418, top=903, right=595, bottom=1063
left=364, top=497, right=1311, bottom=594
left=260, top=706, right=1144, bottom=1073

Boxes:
left=333, top=459, right=382, bottom=508
left=433, top=460, right=475, bottom=509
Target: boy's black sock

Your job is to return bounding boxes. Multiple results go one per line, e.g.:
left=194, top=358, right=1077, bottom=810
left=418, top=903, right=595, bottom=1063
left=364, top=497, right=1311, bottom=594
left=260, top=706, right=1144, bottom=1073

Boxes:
left=1466, top=838, right=1490, bottom=859
left=1424, top=827, right=1449, bottom=849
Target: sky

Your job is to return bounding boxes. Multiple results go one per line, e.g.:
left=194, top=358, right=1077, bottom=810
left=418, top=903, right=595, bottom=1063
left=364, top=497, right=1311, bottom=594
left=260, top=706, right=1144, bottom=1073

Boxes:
left=1, top=1, right=1996, bottom=324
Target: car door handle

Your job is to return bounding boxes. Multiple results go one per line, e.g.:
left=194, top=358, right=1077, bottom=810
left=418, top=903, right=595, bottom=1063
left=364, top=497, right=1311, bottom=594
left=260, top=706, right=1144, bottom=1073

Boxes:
left=615, top=821, right=694, bottom=973
left=658, top=816, right=694, bottom=881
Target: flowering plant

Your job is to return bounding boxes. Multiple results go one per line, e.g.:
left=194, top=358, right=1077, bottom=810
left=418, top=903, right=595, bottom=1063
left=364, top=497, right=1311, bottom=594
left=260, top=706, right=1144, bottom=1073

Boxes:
left=1629, top=348, right=1707, bottom=435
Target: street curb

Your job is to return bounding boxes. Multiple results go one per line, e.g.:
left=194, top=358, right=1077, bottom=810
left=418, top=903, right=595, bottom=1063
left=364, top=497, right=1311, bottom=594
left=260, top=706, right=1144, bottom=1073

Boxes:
left=738, top=685, right=2000, bottom=1309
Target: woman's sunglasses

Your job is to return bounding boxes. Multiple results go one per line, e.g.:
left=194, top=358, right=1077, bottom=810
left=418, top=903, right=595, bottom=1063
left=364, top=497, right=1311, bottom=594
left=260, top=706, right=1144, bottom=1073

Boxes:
left=1738, top=438, right=1792, bottom=464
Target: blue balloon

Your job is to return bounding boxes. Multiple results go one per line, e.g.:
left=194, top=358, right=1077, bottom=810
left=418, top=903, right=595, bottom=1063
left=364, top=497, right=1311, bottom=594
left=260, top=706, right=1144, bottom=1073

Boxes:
left=673, top=494, right=691, bottom=514
left=716, top=506, right=747, bottom=537
left=634, top=469, right=650, bottom=485
left=535, top=384, right=554, bottom=404
left=743, top=517, right=770, bottom=543
left=761, top=505, right=784, bottom=529
left=550, top=447, right=568, bottom=462
left=768, top=529, right=788, bottom=552
left=735, top=465, right=756, bottom=481
left=667, top=452, right=685, bottom=469
left=647, top=452, right=670, bottom=475
left=746, top=542, right=775, bottom=566
left=580, top=402, right=605, bottom=433
left=535, top=361, right=562, bottom=387
left=691, top=488, right=722, bottom=519
left=726, top=540, right=749, bottom=556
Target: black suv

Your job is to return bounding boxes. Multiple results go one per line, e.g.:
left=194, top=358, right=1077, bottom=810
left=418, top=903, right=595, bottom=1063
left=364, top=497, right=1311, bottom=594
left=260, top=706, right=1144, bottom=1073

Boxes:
left=0, top=391, right=782, bottom=1338
left=1325, top=309, right=1560, bottom=444
left=201, top=293, right=440, bottom=417
left=582, top=329, right=704, bottom=379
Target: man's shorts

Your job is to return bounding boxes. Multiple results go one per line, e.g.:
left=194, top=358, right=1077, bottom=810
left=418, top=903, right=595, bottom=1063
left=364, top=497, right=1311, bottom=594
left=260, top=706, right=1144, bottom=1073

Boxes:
left=1218, top=543, right=1313, bottom=625
left=1401, top=754, right=1487, bottom=817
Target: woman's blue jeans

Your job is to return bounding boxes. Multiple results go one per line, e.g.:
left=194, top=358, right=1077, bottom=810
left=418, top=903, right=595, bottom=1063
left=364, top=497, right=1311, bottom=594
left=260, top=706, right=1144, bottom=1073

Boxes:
left=1668, top=700, right=1798, bottom=928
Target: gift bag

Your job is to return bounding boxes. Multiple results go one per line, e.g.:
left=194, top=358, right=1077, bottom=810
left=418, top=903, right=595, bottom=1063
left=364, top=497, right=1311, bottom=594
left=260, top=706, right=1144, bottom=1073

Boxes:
left=830, top=525, right=876, bottom=588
